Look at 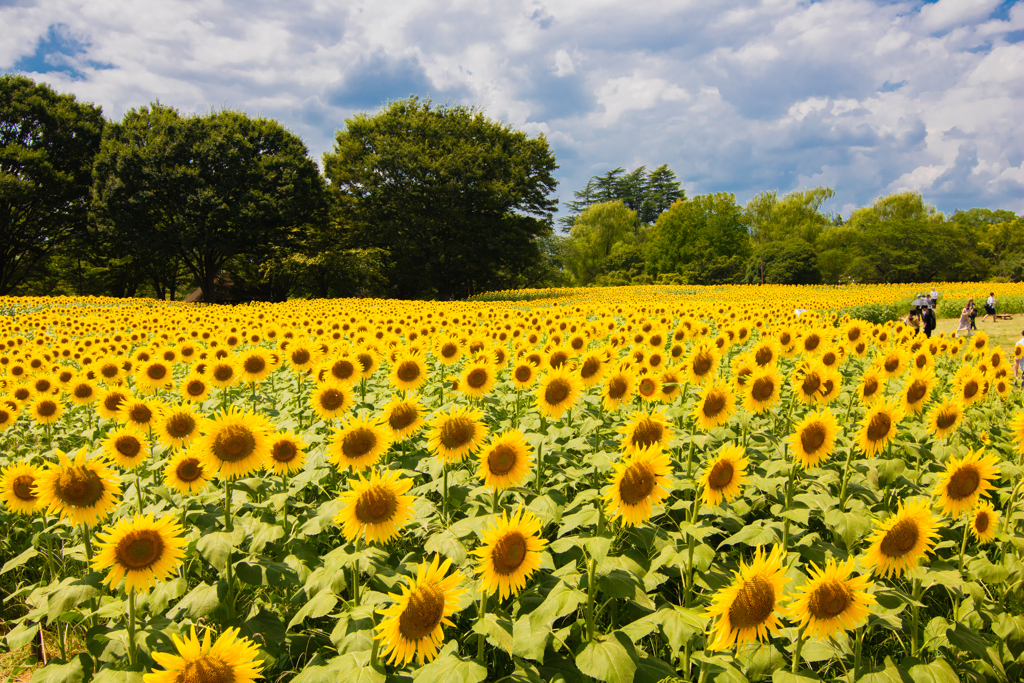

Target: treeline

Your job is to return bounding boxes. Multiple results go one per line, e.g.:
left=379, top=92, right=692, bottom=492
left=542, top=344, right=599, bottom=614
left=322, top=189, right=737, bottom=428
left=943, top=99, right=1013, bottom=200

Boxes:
left=3, top=74, right=1020, bottom=303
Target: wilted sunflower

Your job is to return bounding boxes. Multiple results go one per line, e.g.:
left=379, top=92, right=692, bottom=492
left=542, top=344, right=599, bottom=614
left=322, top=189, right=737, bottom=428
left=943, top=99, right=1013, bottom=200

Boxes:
left=478, top=430, right=533, bottom=491
left=143, top=626, right=262, bottom=683
left=618, top=409, right=674, bottom=455
left=335, top=468, right=414, bottom=544
left=789, top=558, right=875, bottom=641
left=326, top=413, right=392, bottom=471
left=267, top=429, right=307, bottom=475
left=179, top=374, right=211, bottom=403
left=381, top=394, right=425, bottom=441
left=460, top=361, right=495, bottom=399
left=683, top=343, right=718, bottom=385
left=391, top=354, right=429, bottom=392
left=474, top=506, right=547, bottom=600
left=156, top=406, right=200, bottom=450
left=604, top=444, right=673, bottom=527
left=602, top=368, right=636, bottom=411
left=535, top=367, right=581, bottom=420
left=102, top=424, right=151, bottom=470
left=0, top=461, right=44, bottom=515
left=969, top=501, right=998, bottom=543
left=744, top=368, right=781, bottom=414
left=705, top=545, right=790, bottom=651
left=788, top=409, right=839, bottom=469
left=863, top=498, right=939, bottom=578
left=927, top=398, right=963, bottom=440
left=692, top=380, right=736, bottom=432
left=427, top=405, right=487, bottom=464
left=375, top=555, right=467, bottom=666
left=857, top=398, right=904, bottom=456
left=195, top=407, right=273, bottom=479
left=933, top=448, right=1000, bottom=517
left=700, top=444, right=748, bottom=507
left=310, top=383, right=353, bottom=421
left=35, top=447, right=122, bottom=527
left=163, top=450, right=211, bottom=495
left=92, top=513, right=186, bottom=592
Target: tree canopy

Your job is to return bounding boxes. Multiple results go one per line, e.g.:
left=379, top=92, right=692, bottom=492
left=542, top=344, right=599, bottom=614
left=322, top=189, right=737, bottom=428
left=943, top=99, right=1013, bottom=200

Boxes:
left=562, top=164, right=683, bottom=230
left=323, top=97, right=558, bottom=299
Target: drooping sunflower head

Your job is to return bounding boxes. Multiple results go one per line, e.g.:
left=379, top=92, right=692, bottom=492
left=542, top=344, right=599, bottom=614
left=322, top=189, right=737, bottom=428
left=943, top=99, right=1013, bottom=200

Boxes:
left=163, top=450, right=211, bottom=495
left=196, top=407, right=273, bottom=480
left=705, top=545, right=790, bottom=651
left=863, top=498, right=940, bottom=578
left=604, top=444, right=673, bottom=526
left=426, top=405, right=487, bottom=464
left=92, top=513, right=186, bottom=593
left=927, top=398, right=963, bottom=440
left=0, top=461, right=45, bottom=515
left=267, top=429, right=307, bottom=475
left=692, top=380, right=736, bottom=432
left=328, top=412, right=393, bottom=472
left=789, top=557, right=875, bottom=641
left=933, top=448, right=1000, bottom=517
left=534, top=367, right=581, bottom=420
left=857, top=398, right=904, bottom=456
left=788, top=409, right=840, bottom=469
left=102, top=424, right=151, bottom=470
left=969, top=501, right=999, bottom=543
left=310, top=383, right=353, bottom=421
left=35, top=447, right=122, bottom=527
left=473, top=506, right=547, bottom=600
left=375, top=555, right=467, bottom=666
left=700, top=443, right=748, bottom=507
left=142, top=626, right=263, bottom=683
left=335, top=468, right=415, bottom=544
left=478, top=430, right=533, bottom=491
left=618, top=409, right=674, bottom=455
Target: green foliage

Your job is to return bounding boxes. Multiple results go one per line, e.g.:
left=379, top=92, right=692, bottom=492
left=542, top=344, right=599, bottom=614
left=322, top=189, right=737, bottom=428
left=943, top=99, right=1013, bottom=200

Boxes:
left=644, top=193, right=751, bottom=284
left=562, top=201, right=637, bottom=286
left=323, top=97, right=558, bottom=299
left=745, top=187, right=835, bottom=246
left=744, top=238, right=822, bottom=285
left=562, top=165, right=684, bottom=231
left=0, top=75, right=105, bottom=294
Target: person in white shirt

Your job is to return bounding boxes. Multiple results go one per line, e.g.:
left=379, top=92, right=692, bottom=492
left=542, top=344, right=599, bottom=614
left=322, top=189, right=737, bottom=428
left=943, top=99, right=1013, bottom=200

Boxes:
left=981, top=292, right=997, bottom=322
left=1016, top=329, right=1024, bottom=386
left=929, top=287, right=938, bottom=308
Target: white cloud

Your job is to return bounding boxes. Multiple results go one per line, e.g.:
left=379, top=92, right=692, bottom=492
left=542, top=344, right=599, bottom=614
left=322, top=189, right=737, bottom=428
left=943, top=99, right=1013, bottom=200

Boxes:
left=919, top=0, right=1002, bottom=33
left=553, top=48, right=575, bottom=76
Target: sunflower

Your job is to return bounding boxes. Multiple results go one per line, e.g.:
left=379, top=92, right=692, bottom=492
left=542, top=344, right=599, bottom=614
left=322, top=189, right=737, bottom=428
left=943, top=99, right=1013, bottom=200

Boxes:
left=0, top=461, right=45, bottom=515
left=267, top=429, right=307, bottom=475
left=511, top=361, right=539, bottom=390
left=69, top=379, right=98, bottom=407
left=434, top=336, right=464, bottom=366
left=933, top=448, right=1000, bottom=517
left=535, top=367, right=581, bottom=420
left=744, top=368, right=781, bottom=414
left=328, top=413, right=393, bottom=471
left=857, top=398, right=904, bottom=456
left=658, top=366, right=683, bottom=401
left=602, top=368, right=636, bottom=411
left=310, top=383, right=353, bottom=421
left=354, top=348, right=379, bottom=380
left=751, top=341, right=778, bottom=368
left=143, top=626, right=262, bottom=683
left=195, top=407, right=273, bottom=479
left=478, top=430, right=533, bottom=491
left=578, top=350, right=608, bottom=387
left=1012, top=411, right=1024, bottom=455
left=156, top=405, right=201, bottom=450
left=323, top=355, right=360, bottom=386
left=800, top=329, right=825, bottom=356
left=863, top=498, right=940, bottom=578
left=683, top=343, right=718, bottom=385
left=164, top=450, right=211, bottom=495
left=604, top=445, right=673, bottom=526
left=900, top=367, right=935, bottom=416
left=927, top=398, right=963, bottom=440
left=180, top=374, right=211, bottom=403
left=375, top=555, right=467, bottom=666
left=391, top=354, right=429, bottom=392
left=705, top=545, right=790, bottom=651
left=473, top=506, right=547, bottom=600
left=816, top=367, right=842, bottom=405
left=700, top=444, right=748, bottom=507
left=136, top=360, right=175, bottom=391
left=787, top=409, right=839, bottom=469
left=969, top=501, right=999, bottom=543
left=121, top=397, right=163, bottom=431
left=381, top=394, right=426, bottom=441
left=286, top=344, right=320, bottom=374
left=103, top=425, right=151, bottom=470
left=618, top=409, right=674, bottom=455
left=92, top=513, right=186, bottom=593
left=35, top=447, right=122, bottom=527
left=29, top=396, right=62, bottom=425
left=692, top=380, right=736, bottom=432
left=0, top=404, right=18, bottom=431
left=876, top=348, right=909, bottom=379
left=460, top=361, right=495, bottom=399
left=789, top=558, right=875, bottom=641
left=635, top=373, right=661, bottom=402
left=791, top=362, right=827, bottom=405
left=335, top=468, right=415, bottom=544
left=954, top=366, right=985, bottom=407
left=426, top=405, right=487, bottom=464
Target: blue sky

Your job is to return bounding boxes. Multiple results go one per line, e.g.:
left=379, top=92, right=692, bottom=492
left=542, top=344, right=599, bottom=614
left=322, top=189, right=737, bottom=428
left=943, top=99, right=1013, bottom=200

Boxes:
left=3, top=0, right=1022, bottom=220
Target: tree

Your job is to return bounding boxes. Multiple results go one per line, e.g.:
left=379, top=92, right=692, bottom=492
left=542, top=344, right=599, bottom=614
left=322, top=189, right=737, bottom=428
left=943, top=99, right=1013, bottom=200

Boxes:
left=323, top=98, right=558, bottom=299
left=645, top=193, right=751, bottom=284
left=561, top=164, right=683, bottom=231
left=745, top=186, right=835, bottom=246
left=744, top=238, right=822, bottom=285
left=0, top=75, right=104, bottom=294
left=562, top=200, right=636, bottom=285
left=92, top=104, right=327, bottom=302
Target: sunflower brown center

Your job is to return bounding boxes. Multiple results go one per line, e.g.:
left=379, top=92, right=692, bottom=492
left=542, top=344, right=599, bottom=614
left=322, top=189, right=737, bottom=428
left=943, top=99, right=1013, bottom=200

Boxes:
left=608, top=376, right=628, bottom=399
left=388, top=403, right=418, bottom=431
left=396, top=361, right=420, bottom=383
left=847, top=328, right=861, bottom=342
left=915, top=355, right=928, bottom=369
left=441, top=343, right=459, bottom=359
left=439, top=417, right=475, bottom=450
left=13, top=388, right=29, bottom=401
left=619, top=461, right=656, bottom=505
left=549, top=351, right=568, bottom=369
left=99, top=363, right=119, bottom=378
left=906, top=380, right=927, bottom=405
left=702, top=390, right=726, bottom=418
left=466, top=368, right=488, bottom=389
left=12, top=474, right=36, bottom=501
left=636, top=378, right=654, bottom=396
left=342, top=428, right=378, bottom=459
left=804, top=335, right=821, bottom=352
left=36, top=400, right=57, bottom=418
left=630, top=419, right=664, bottom=449
left=177, top=655, right=235, bottom=683
left=932, top=409, right=957, bottom=432
left=331, top=360, right=356, bottom=381
left=755, top=347, right=774, bottom=366
left=863, top=378, right=879, bottom=398
left=73, top=383, right=94, bottom=399
left=880, top=518, right=919, bottom=557
left=129, top=404, right=153, bottom=424
left=491, top=531, right=528, bottom=575
left=692, top=353, right=713, bottom=377
left=487, top=444, right=518, bottom=475
left=866, top=412, right=891, bottom=442
left=751, top=376, right=775, bottom=402
left=822, top=351, right=837, bottom=366
left=801, top=374, right=821, bottom=396
left=544, top=378, right=571, bottom=406
left=291, top=349, right=310, bottom=365
left=807, top=579, right=851, bottom=619
left=212, top=425, right=257, bottom=463
left=581, top=357, right=601, bottom=379
left=355, top=485, right=398, bottom=524
left=963, top=380, right=978, bottom=400
left=514, top=366, right=533, bottom=383
left=727, top=575, right=775, bottom=629
left=947, top=464, right=980, bottom=500
left=397, top=583, right=446, bottom=642
left=975, top=511, right=990, bottom=534
left=35, top=379, right=52, bottom=393
left=104, top=392, right=126, bottom=411
left=147, top=364, right=168, bottom=381
left=708, top=459, right=734, bottom=490
left=243, top=356, right=266, bottom=374
left=884, top=357, right=899, bottom=373
left=319, top=388, right=345, bottom=411
left=356, top=353, right=373, bottom=372
left=114, top=529, right=164, bottom=570
left=186, top=380, right=206, bottom=397
left=176, top=458, right=202, bottom=482
left=54, top=466, right=104, bottom=507
left=115, top=435, right=142, bottom=458
left=271, top=439, right=298, bottom=463
left=212, top=365, right=233, bottom=382
left=166, top=414, right=197, bottom=439
left=800, top=422, right=827, bottom=454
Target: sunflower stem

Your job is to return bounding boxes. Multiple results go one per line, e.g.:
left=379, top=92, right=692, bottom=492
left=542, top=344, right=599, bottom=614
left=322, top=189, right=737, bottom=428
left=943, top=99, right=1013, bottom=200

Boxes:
left=352, top=538, right=362, bottom=606
left=492, top=488, right=500, bottom=515
left=476, top=589, right=489, bottom=661
left=44, top=530, right=56, bottom=585
left=369, top=632, right=385, bottom=673
left=127, top=589, right=137, bottom=668
left=585, top=554, right=598, bottom=642
left=791, top=625, right=806, bottom=673
left=781, top=462, right=797, bottom=554
left=685, top=437, right=696, bottom=480
left=81, top=525, right=97, bottom=627
left=442, top=465, right=449, bottom=525
left=910, top=576, right=922, bottom=658
left=135, top=474, right=144, bottom=512
left=958, top=514, right=970, bottom=573
left=838, top=446, right=856, bottom=509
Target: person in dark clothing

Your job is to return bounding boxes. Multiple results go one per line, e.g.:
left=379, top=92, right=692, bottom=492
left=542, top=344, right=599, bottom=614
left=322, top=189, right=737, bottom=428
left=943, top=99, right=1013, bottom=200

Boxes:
left=921, top=306, right=936, bottom=338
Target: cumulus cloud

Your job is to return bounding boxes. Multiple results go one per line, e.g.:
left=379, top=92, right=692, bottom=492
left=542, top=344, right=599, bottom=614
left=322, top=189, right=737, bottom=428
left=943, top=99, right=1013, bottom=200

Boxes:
left=2, top=0, right=1021, bottom=216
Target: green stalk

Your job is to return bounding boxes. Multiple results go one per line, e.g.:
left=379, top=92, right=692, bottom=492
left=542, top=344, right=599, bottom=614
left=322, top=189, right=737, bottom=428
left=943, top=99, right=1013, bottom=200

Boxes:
left=81, top=525, right=97, bottom=626
left=442, top=465, right=449, bottom=525
left=585, top=554, right=598, bottom=642
left=369, top=633, right=385, bottom=673
left=127, top=590, right=137, bottom=667
left=135, top=475, right=144, bottom=512
left=492, top=488, right=501, bottom=515
left=223, top=479, right=235, bottom=619
left=685, top=437, right=696, bottom=479
left=44, top=529, right=56, bottom=585
left=838, top=446, right=857, bottom=508
left=686, top=493, right=703, bottom=607
left=781, top=462, right=798, bottom=553
left=352, top=538, right=362, bottom=606
left=911, top=577, right=922, bottom=657
left=476, top=590, right=489, bottom=661
left=958, top=515, right=971, bottom=573
left=791, top=625, right=806, bottom=673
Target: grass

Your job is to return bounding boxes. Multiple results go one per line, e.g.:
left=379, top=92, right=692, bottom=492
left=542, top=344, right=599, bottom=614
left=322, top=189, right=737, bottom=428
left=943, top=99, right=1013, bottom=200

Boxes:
left=0, top=628, right=87, bottom=683
left=936, top=314, right=1024, bottom=351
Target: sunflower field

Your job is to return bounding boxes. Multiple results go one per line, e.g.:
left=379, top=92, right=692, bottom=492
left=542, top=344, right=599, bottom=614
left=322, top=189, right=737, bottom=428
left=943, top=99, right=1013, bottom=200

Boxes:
left=2, top=286, right=1024, bottom=683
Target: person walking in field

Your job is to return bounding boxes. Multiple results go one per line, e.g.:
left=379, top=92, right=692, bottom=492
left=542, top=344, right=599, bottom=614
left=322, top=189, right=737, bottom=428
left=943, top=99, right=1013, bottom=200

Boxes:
left=981, top=292, right=997, bottom=323
left=930, top=287, right=939, bottom=309
left=921, top=305, right=936, bottom=338
left=956, top=300, right=974, bottom=338
left=1016, top=329, right=1024, bottom=387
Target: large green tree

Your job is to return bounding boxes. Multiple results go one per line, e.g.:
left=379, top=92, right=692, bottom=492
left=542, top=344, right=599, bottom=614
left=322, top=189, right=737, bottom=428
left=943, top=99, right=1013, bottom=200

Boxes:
left=92, top=104, right=327, bottom=302
left=0, top=75, right=104, bottom=294
left=745, top=186, right=835, bottom=246
left=323, top=98, right=558, bottom=299
left=562, top=200, right=636, bottom=285
left=562, top=164, right=683, bottom=231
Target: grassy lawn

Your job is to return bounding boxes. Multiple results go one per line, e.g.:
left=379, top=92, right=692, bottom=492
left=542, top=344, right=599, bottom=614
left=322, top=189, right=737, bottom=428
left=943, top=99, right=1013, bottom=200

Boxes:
left=935, top=314, right=1024, bottom=351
